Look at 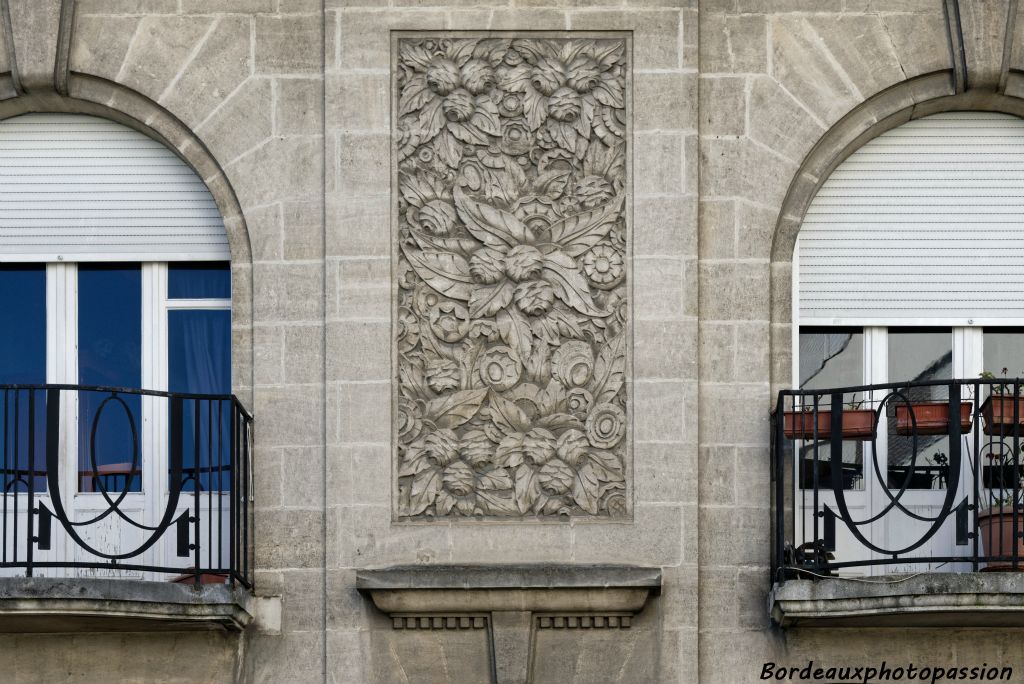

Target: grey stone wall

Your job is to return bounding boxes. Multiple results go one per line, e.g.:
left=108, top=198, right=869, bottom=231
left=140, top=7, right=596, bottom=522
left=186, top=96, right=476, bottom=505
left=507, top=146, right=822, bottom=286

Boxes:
left=2, top=0, right=1024, bottom=683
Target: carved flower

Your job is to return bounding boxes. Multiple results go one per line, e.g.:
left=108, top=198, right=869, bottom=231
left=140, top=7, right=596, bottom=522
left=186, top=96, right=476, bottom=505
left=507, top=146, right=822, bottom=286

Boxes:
left=500, top=119, right=532, bottom=156
left=513, top=196, right=559, bottom=239
left=397, top=397, right=424, bottom=443
left=461, top=59, right=497, bottom=95
left=459, top=430, right=495, bottom=468
left=566, top=388, right=593, bottom=420
left=582, top=245, right=624, bottom=290
left=442, top=460, right=476, bottom=496
left=477, top=346, right=522, bottom=392
left=442, top=89, right=476, bottom=123
left=425, top=358, right=460, bottom=393
left=502, top=47, right=525, bottom=67
left=409, top=198, right=458, bottom=236
left=396, top=306, right=420, bottom=354
left=547, top=86, right=582, bottom=123
left=499, top=93, right=524, bottom=118
left=469, top=247, right=507, bottom=284
left=585, top=403, right=626, bottom=449
left=523, top=428, right=557, bottom=465
left=556, top=429, right=589, bottom=468
left=537, top=458, right=575, bottom=495
left=552, top=341, right=594, bottom=388
left=574, top=176, right=615, bottom=209
left=567, top=56, right=603, bottom=93
left=426, top=59, right=461, bottom=95
left=505, top=245, right=545, bottom=282
left=428, top=300, right=471, bottom=343
left=530, top=56, right=566, bottom=96
left=423, top=429, right=460, bottom=466
left=514, top=280, right=555, bottom=316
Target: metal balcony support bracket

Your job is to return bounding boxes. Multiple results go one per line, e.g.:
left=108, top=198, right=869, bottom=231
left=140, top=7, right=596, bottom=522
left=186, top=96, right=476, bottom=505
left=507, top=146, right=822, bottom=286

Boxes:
left=357, top=565, right=661, bottom=684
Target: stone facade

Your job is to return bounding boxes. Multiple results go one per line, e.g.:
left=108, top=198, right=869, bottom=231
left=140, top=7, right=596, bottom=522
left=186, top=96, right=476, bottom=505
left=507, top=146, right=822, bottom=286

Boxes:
left=0, top=0, right=1023, bottom=683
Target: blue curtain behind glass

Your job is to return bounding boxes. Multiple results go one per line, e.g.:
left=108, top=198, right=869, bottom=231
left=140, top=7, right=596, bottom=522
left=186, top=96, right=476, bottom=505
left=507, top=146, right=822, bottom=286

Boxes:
left=0, top=266, right=46, bottom=492
left=170, top=310, right=230, bottom=492
left=78, top=265, right=142, bottom=493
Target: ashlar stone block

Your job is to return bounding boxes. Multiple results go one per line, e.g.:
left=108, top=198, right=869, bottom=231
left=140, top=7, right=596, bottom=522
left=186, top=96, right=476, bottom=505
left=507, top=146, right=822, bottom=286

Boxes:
left=393, top=34, right=631, bottom=521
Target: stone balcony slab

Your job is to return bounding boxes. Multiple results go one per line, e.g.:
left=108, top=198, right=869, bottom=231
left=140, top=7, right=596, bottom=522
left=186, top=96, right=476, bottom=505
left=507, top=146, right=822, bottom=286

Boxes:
left=770, top=573, right=1024, bottom=628
left=0, top=577, right=253, bottom=632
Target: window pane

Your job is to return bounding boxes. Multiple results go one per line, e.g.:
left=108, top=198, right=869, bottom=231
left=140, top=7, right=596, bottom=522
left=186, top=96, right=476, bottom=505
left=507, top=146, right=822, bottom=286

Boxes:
left=168, top=262, right=230, bottom=299
left=78, top=264, right=141, bottom=493
left=169, top=310, right=231, bottom=492
left=887, top=328, right=953, bottom=490
left=981, top=329, right=1024, bottom=491
left=0, top=265, right=46, bottom=492
left=798, top=328, right=864, bottom=490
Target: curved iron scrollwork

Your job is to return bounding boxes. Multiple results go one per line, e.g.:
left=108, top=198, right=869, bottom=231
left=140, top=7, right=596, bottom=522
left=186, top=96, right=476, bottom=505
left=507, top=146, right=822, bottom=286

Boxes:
left=774, top=377, right=1024, bottom=580
left=0, top=384, right=253, bottom=587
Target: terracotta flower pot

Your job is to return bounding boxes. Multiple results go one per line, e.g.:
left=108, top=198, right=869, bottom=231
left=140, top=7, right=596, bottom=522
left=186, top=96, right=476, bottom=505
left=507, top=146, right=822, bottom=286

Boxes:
left=783, top=409, right=875, bottom=441
left=981, top=395, right=1024, bottom=436
left=894, top=401, right=973, bottom=436
left=978, top=505, right=1024, bottom=571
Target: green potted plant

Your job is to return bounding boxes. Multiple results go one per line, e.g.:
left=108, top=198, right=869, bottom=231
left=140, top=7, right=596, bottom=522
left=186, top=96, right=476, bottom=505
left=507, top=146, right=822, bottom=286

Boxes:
left=783, top=398, right=876, bottom=441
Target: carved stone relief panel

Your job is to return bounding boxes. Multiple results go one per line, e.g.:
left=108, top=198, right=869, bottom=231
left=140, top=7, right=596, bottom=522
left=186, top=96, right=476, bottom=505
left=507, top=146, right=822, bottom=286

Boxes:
left=393, top=34, right=630, bottom=520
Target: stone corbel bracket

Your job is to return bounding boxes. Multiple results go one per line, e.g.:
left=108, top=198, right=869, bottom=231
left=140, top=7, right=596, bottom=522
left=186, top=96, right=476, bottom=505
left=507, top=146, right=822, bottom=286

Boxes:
left=2, top=0, right=75, bottom=95
left=357, top=564, right=661, bottom=684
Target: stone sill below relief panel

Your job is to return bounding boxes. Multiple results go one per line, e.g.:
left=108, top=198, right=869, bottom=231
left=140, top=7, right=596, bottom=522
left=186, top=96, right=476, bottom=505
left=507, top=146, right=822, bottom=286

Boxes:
left=357, top=564, right=662, bottom=684
left=770, top=573, right=1024, bottom=629
left=0, top=577, right=254, bottom=633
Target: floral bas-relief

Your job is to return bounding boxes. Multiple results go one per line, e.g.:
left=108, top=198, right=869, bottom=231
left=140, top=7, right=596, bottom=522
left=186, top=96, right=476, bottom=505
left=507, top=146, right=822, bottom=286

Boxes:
left=394, top=35, right=629, bottom=519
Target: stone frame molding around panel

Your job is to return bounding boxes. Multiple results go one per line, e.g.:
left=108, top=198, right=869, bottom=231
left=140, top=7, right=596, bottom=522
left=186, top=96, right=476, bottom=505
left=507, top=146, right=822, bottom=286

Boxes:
left=391, top=32, right=632, bottom=521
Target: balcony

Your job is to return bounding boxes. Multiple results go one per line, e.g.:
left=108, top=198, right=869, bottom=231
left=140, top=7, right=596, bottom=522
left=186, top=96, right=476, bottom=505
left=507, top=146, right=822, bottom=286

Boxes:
left=770, top=378, right=1024, bottom=627
left=0, top=384, right=253, bottom=632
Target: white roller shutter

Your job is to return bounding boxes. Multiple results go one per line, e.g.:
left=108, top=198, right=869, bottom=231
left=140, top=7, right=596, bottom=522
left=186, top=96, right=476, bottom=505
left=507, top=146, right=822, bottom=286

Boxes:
left=0, top=113, right=229, bottom=262
left=798, top=111, right=1024, bottom=325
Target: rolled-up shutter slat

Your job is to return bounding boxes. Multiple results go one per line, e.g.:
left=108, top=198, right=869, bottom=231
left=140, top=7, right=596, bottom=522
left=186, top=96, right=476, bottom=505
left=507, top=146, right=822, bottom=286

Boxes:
left=0, top=113, right=229, bottom=262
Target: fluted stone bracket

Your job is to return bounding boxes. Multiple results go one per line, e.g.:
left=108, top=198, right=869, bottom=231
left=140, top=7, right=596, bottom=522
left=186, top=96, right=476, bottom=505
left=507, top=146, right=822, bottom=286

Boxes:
left=358, top=564, right=660, bottom=684
left=2, top=0, right=74, bottom=94
left=392, top=33, right=631, bottom=521
left=945, top=0, right=1020, bottom=93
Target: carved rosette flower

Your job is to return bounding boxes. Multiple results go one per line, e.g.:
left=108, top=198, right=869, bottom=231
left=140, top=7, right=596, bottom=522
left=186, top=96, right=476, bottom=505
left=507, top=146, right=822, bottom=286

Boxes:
left=583, top=245, right=624, bottom=290
left=538, top=458, right=575, bottom=495
left=552, top=341, right=594, bottom=388
left=396, top=37, right=628, bottom=519
left=477, top=346, right=522, bottom=391
left=585, top=403, right=626, bottom=449
left=514, top=280, right=555, bottom=316
left=469, top=247, right=507, bottom=284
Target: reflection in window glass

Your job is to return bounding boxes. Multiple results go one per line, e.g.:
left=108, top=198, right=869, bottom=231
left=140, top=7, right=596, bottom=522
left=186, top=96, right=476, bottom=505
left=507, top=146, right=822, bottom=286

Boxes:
left=798, top=328, right=864, bottom=490
left=170, top=309, right=231, bottom=492
left=0, top=265, right=47, bottom=492
left=982, top=329, right=1024, bottom=491
left=168, top=262, right=230, bottom=299
left=887, top=328, right=952, bottom=490
left=78, top=264, right=142, bottom=493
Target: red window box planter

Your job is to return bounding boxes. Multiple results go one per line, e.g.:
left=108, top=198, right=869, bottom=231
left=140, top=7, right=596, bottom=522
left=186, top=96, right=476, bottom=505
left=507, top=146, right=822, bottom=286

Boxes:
left=782, top=409, right=876, bottom=441
left=980, top=395, right=1024, bottom=436
left=894, top=401, right=973, bottom=436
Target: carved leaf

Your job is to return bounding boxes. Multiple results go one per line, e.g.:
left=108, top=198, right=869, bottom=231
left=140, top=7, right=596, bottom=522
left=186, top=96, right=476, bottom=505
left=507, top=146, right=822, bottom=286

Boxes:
left=590, top=330, right=626, bottom=405
left=477, top=465, right=513, bottom=491
left=454, top=186, right=533, bottom=247
left=417, top=98, right=445, bottom=143
left=523, top=86, right=548, bottom=131
left=487, top=391, right=530, bottom=435
left=424, top=389, right=488, bottom=429
left=472, top=97, right=502, bottom=136
left=402, top=247, right=475, bottom=301
left=537, top=413, right=583, bottom=431
left=397, top=448, right=431, bottom=477
left=541, top=250, right=608, bottom=317
left=572, top=462, right=602, bottom=515
left=407, top=466, right=442, bottom=516
left=399, top=75, right=434, bottom=117
left=588, top=449, right=625, bottom=479
left=409, top=229, right=478, bottom=257
left=468, top=280, right=514, bottom=318
left=476, top=490, right=517, bottom=515
left=548, top=196, right=623, bottom=257
left=400, top=42, right=435, bottom=70
left=592, top=79, right=625, bottom=109
left=514, top=464, right=542, bottom=514
left=434, top=129, right=464, bottom=168
left=449, top=121, right=491, bottom=146
left=496, top=308, right=533, bottom=363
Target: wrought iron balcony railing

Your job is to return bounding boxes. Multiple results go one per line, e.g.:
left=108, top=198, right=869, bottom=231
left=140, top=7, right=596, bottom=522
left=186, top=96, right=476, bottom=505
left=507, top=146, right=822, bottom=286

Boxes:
left=0, top=384, right=252, bottom=588
left=772, top=378, right=1024, bottom=582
